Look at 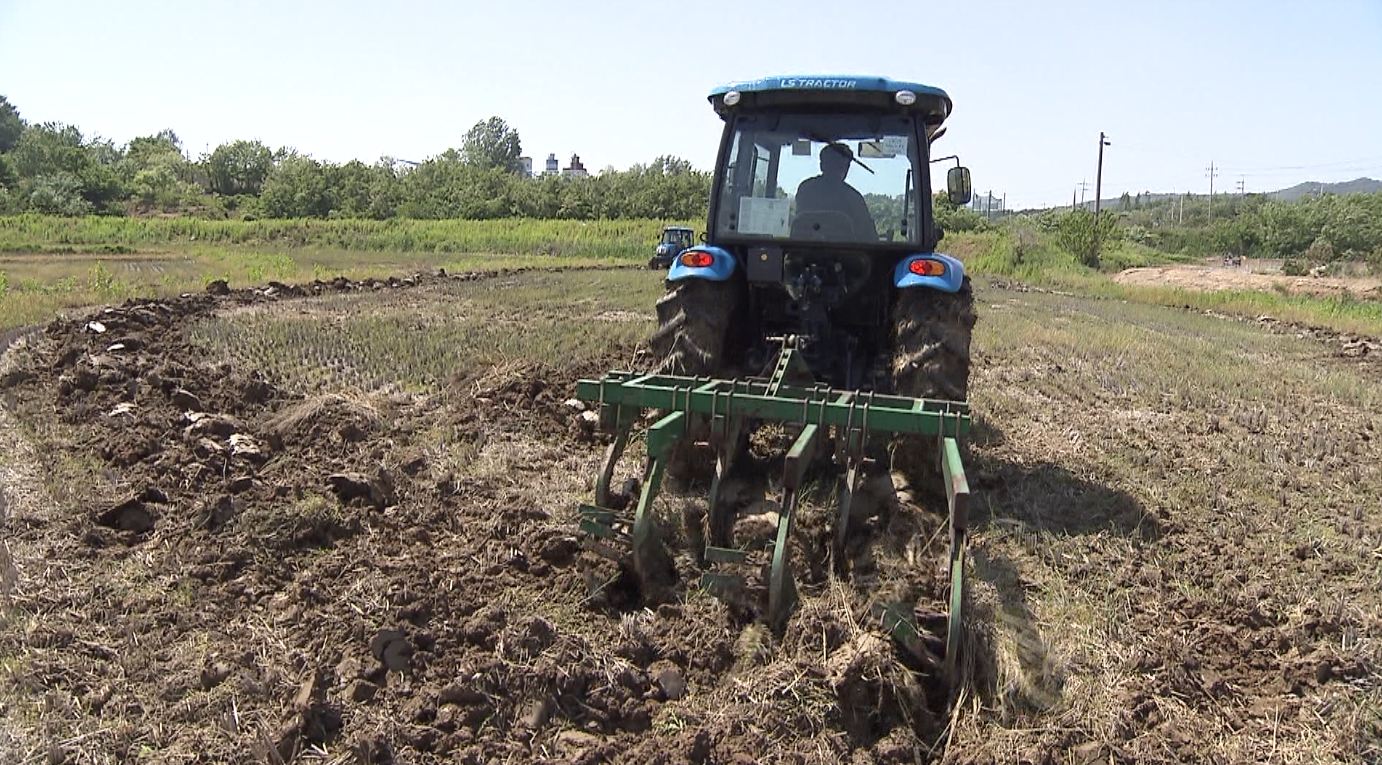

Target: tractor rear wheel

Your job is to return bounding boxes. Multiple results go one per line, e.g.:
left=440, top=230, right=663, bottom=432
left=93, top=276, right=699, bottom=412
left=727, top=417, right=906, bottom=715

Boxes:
left=649, top=277, right=744, bottom=486
left=889, top=279, right=977, bottom=482
left=650, top=278, right=739, bottom=376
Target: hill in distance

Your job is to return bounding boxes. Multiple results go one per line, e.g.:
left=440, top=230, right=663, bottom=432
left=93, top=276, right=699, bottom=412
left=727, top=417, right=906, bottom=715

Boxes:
left=1267, top=177, right=1382, bottom=201
left=1030, top=177, right=1382, bottom=213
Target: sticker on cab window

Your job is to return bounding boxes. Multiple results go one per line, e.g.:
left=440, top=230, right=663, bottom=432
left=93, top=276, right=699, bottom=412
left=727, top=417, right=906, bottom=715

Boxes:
left=738, top=197, right=790, bottom=237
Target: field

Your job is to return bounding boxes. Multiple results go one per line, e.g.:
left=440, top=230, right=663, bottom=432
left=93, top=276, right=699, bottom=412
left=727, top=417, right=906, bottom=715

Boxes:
left=0, top=231, right=1379, bottom=763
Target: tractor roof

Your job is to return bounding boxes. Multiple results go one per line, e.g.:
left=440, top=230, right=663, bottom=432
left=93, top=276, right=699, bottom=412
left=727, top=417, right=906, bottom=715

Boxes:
left=708, top=75, right=951, bottom=124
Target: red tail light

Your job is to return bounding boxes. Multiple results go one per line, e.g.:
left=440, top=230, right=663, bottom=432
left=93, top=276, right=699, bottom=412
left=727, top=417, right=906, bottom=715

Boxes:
left=908, top=258, right=946, bottom=276
left=680, top=251, right=714, bottom=268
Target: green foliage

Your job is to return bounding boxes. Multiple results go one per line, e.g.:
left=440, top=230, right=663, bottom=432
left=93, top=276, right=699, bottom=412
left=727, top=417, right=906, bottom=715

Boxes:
left=27, top=173, right=91, bottom=215
left=0, top=95, right=23, bottom=153
left=1115, top=190, right=1382, bottom=262
left=932, top=192, right=988, bottom=234
left=460, top=116, right=523, bottom=173
left=260, top=155, right=333, bottom=218
left=0, top=214, right=694, bottom=259
left=205, top=140, right=273, bottom=196
left=1052, top=209, right=1120, bottom=268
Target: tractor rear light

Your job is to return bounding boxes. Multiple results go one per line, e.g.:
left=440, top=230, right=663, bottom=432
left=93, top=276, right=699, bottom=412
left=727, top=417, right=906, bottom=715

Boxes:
left=895, top=90, right=917, bottom=106
left=681, top=251, right=714, bottom=268
left=723, top=90, right=742, bottom=106
left=908, top=258, right=946, bottom=276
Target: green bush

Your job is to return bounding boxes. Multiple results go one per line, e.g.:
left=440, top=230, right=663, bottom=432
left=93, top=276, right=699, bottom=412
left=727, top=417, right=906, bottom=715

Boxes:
left=1053, top=210, right=1120, bottom=268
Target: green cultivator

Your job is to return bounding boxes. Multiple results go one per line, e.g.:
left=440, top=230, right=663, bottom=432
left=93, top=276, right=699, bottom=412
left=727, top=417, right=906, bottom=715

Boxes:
left=576, top=341, right=972, bottom=679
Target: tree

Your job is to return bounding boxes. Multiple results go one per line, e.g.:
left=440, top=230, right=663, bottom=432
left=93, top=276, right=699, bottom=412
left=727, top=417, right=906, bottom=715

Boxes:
left=650, top=155, right=694, bottom=176
left=10, top=122, right=126, bottom=213
left=1054, top=209, right=1120, bottom=268
left=259, top=155, right=333, bottom=218
left=460, top=117, right=522, bottom=173
left=122, top=130, right=193, bottom=209
left=0, top=95, right=23, bottom=153
left=204, top=140, right=273, bottom=195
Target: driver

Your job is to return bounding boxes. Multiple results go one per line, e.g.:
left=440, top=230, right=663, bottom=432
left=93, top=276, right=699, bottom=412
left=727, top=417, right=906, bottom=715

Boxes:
left=794, top=143, right=877, bottom=241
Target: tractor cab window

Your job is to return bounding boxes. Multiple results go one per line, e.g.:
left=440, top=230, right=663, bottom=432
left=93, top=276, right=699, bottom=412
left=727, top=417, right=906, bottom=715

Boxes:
left=663, top=229, right=693, bottom=247
left=715, top=113, right=922, bottom=246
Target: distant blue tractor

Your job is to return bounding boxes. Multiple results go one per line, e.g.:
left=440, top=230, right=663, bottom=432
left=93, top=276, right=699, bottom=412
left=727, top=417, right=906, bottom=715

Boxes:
left=577, top=75, right=978, bottom=682
left=648, top=226, right=696, bottom=269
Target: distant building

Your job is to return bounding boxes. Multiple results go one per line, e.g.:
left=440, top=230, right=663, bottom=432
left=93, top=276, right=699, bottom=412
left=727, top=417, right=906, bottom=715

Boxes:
left=545, top=153, right=559, bottom=175
left=518, top=156, right=533, bottom=177
left=563, top=153, right=588, bottom=178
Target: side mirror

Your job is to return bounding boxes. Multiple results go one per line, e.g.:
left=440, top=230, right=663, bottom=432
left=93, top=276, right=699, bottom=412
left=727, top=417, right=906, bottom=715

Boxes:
left=947, top=166, right=972, bottom=206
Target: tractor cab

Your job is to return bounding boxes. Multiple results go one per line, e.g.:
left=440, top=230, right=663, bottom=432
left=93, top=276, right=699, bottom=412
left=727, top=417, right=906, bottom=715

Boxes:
left=649, top=226, right=696, bottom=269
left=706, top=76, right=970, bottom=253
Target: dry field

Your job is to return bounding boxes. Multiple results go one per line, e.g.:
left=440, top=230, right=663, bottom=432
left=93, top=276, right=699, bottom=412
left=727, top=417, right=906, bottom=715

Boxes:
left=0, top=268, right=1378, bottom=763
left=1114, top=261, right=1382, bottom=300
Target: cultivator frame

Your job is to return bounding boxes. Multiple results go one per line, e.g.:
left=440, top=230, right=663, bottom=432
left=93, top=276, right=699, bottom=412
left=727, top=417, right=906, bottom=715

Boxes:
left=575, top=342, right=973, bottom=678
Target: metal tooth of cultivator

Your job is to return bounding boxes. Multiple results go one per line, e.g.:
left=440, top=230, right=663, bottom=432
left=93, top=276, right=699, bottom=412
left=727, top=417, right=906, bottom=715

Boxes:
left=699, top=422, right=819, bottom=629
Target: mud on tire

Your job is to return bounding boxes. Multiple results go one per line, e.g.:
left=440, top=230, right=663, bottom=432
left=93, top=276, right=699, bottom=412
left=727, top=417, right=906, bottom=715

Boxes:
left=889, top=277, right=977, bottom=481
left=649, top=277, right=743, bottom=485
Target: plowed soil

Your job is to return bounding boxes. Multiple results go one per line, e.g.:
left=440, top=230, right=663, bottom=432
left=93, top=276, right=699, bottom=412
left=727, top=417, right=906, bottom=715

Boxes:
left=1, top=269, right=1379, bottom=764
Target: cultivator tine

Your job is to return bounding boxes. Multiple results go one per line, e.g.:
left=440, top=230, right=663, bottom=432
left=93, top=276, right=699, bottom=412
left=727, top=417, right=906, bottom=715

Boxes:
left=768, top=423, right=819, bottom=629
left=628, top=410, right=686, bottom=586
left=594, top=427, right=631, bottom=509
left=834, top=458, right=865, bottom=568
left=941, top=432, right=970, bottom=685
left=706, top=414, right=747, bottom=548
left=872, top=603, right=942, bottom=671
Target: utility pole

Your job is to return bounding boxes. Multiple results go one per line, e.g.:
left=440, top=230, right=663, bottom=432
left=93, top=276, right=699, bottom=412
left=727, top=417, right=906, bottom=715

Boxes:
left=986, top=190, right=993, bottom=221
left=1236, top=177, right=1245, bottom=197
left=1205, top=161, right=1218, bottom=220
left=1071, top=188, right=1077, bottom=211
left=1078, top=180, right=1089, bottom=207
left=1002, top=193, right=1006, bottom=218
left=1094, top=132, right=1111, bottom=220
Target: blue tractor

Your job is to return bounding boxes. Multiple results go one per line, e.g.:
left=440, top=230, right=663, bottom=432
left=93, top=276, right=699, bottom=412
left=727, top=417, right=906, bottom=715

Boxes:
left=576, top=75, right=976, bottom=681
left=648, top=226, right=696, bottom=269
left=652, top=75, right=975, bottom=458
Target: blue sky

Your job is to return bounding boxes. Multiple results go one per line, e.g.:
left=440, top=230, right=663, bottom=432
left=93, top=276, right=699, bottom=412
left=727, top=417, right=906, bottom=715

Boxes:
left=2, top=0, right=1380, bottom=209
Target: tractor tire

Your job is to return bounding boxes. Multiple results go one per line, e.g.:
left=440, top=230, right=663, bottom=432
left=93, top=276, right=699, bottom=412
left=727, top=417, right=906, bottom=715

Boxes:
left=650, top=277, right=740, bottom=376
left=890, top=278, right=977, bottom=484
left=649, top=277, right=743, bottom=487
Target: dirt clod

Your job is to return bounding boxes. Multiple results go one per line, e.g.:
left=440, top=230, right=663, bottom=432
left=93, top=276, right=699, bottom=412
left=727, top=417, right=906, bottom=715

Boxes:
left=370, top=629, right=413, bottom=671
left=96, top=498, right=155, bottom=534
left=327, top=471, right=395, bottom=510
left=347, top=679, right=380, bottom=703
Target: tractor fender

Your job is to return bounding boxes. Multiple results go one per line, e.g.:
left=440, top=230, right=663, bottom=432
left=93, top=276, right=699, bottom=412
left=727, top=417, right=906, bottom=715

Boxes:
left=667, top=245, right=737, bottom=282
left=893, top=252, right=965, bottom=292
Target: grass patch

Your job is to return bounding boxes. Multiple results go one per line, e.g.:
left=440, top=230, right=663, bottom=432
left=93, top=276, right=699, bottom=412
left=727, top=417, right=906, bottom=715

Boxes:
left=949, top=228, right=1382, bottom=336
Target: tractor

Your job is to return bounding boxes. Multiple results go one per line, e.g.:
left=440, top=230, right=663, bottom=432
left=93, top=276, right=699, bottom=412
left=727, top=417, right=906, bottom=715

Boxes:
left=576, top=75, right=976, bottom=681
left=648, top=225, right=696, bottom=269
